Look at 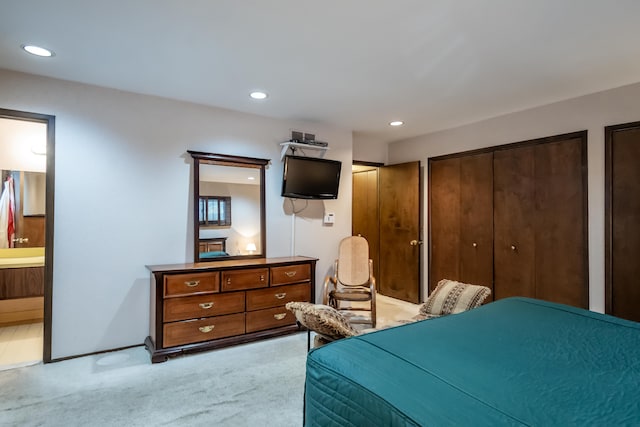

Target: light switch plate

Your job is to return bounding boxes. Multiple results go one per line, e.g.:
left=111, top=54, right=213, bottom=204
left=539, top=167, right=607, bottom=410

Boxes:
left=323, top=212, right=335, bottom=224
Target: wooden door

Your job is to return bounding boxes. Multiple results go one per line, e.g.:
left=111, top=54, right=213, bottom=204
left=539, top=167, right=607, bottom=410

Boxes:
left=459, top=153, right=494, bottom=291
left=429, top=157, right=461, bottom=292
left=534, top=138, right=587, bottom=308
left=493, top=145, right=536, bottom=300
left=352, top=167, right=380, bottom=282
left=429, top=153, right=493, bottom=294
left=379, top=161, right=421, bottom=303
left=494, top=134, right=587, bottom=307
left=606, top=123, right=640, bottom=322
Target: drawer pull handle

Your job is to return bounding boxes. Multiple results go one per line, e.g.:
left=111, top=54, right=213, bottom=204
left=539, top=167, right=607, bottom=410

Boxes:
left=284, top=271, right=297, bottom=277
left=199, top=302, right=214, bottom=309
left=227, top=277, right=231, bottom=285
left=275, top=292, right=287, bottom=300
left=185, top=280, right=200, bottom=287
left=199, top=325, right=215, bottom=333
left=273, top=313, right=287, bottom=320
left=260, top=274, right=265, bottom=281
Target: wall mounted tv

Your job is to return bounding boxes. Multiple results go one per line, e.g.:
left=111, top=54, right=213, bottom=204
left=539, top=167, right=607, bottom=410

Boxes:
left=281, top=155, right=342, bottom=199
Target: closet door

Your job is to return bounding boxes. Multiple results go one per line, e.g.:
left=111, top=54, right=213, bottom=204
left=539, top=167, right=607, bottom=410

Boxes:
left=352, top=168, right=380, bottom=283
left=458, top=153, right=493, bottom=290
left=429, top=152, right=493, bottom=293
left=493, top=146, right=536, bottom=300
left=430, top=157, right=461, bottom=292
left=606, top=123, right=640, bottom=322
left=534, top=137, right=587, bottom=308
left=494, top=134, right=587, bottom=308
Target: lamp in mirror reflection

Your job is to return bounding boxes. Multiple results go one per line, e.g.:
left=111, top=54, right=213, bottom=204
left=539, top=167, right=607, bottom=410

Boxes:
left=246, top=242, right=257, bottom=255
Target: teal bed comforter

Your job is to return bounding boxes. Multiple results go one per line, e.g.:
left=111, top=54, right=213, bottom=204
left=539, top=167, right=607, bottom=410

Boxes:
left=305, top=297, right=640, bottom=426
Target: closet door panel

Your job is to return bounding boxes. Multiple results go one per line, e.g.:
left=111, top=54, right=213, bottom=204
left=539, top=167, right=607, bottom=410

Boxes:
left=429, top=158, right=461, bottom=292
left=534, top=138, right=587, bottom=308
left=493, top=146, right=535, bottom=300
left=352, top=169, right=380, bottom=282
left=459, top=153, right=494, bottom=291
left=609, top=126, right=640, bottom=321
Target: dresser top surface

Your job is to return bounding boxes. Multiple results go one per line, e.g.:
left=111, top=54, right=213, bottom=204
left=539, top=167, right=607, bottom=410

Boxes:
left=146, top=256, right=317, bottom=273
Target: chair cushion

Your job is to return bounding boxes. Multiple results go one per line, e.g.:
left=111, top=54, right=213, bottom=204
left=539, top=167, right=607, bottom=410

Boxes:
left=285, top=301, right=359, bottom=340
left=419, top=279, right=491, bottom=318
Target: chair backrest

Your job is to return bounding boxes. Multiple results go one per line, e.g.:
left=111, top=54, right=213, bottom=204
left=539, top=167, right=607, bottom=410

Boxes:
left=337, top=236, right=370, bottom=287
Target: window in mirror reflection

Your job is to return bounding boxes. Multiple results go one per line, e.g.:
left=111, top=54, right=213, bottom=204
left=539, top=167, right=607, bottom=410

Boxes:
left=199, top=196, right=231, bottom=226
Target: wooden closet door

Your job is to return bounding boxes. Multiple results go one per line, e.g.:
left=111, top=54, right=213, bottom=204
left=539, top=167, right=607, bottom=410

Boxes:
left=429, top=158, right=461, bottom=292
left=429, top=153, right=493, bottom=293
left=352, top=168, right=380, bottom=282
left=534, top=138, right=587, bottom=308
left=606, top=124, right=640, bottom=322
left=493, top=146, right=536, bottom=300
left=459, top=153, right=493, bottom=291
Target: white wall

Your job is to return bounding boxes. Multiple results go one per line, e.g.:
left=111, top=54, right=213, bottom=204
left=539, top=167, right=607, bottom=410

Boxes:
left=388, top=81, right=640, bottom=313
left=352, top=131, right=388, bottom=164
left=0, top=118, right=47, bottom=172
left=0, top=69, right=352, bottom=359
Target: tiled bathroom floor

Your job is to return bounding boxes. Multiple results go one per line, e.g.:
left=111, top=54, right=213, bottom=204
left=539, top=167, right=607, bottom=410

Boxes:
left=0, top=322, right=43, bottom=370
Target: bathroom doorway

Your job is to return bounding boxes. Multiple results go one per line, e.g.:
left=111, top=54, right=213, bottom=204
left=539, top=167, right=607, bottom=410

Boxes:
left=0, top=108, right=54, bottom=369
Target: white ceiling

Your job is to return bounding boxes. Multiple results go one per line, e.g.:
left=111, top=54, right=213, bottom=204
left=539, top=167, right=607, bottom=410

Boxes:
left=2, top=0, right=640, bottom=144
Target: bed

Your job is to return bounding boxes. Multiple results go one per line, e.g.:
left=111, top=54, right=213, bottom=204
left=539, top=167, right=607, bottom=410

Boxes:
left=198, top=237, right=229, bottom=258
left=304, top=297, right=640, bottom=426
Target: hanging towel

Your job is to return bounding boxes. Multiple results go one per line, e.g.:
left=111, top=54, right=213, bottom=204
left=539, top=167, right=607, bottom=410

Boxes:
left=0, top=177, right=16, bottom=249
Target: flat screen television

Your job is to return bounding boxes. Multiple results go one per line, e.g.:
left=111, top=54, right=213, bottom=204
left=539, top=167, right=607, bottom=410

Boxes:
left=281, top=155, right=342, bottom=199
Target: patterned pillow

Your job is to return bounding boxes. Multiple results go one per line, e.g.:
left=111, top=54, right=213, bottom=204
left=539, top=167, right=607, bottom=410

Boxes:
left=420, top=279, right=491, bottom=318
left=285, top=302, right=358, bottom=340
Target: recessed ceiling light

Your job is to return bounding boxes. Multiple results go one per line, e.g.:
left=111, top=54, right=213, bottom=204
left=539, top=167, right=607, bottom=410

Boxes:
left=389, top=121, right=404, bottom=127
left=22, top=44, right=55, bottom=57
left=250, top=91, right=268, bottom=100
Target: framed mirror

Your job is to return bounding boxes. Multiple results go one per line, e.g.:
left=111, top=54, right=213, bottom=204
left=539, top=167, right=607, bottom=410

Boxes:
left=188, top=151, right=269, bottom=262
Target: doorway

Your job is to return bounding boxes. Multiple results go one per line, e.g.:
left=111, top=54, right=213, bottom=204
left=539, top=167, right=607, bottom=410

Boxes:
left=352, top=160, right=422, bottom=303
left=0, top=108, right=54, bottom=368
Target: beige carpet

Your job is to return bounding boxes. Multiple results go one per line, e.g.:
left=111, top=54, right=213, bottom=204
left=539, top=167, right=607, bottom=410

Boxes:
left=0, top=295, right=420, bottom=426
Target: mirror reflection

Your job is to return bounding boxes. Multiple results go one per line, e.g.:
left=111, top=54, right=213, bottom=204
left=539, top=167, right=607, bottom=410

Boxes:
left=1, top=116, right=47, bottom=253
left=198, top=164, right=261, bottom=258
left=190, top=151, right=268, bottom=262
left=1, top=170, right=46, bottom=248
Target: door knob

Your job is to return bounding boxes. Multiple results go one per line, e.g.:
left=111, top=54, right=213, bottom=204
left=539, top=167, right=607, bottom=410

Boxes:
left=410, top=240, right=423, bottom=246
left=511, top=245, right=517, bottom=251
left=472, top=242, right=477, bottom=248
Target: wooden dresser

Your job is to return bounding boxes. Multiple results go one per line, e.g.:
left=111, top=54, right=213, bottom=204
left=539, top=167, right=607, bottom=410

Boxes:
left=145, top=256, right=316, bottom=363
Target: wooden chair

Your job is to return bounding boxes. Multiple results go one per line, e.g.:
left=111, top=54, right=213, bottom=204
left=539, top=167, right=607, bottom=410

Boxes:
left=323, top=236, right=376, bottom=328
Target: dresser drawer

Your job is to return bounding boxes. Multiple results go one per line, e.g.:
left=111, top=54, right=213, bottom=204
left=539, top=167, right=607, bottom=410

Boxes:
left=164, top=272, right=220, bottom=297
left=163, top=313, right=245, bottom=348
left=246, top=283, right=310, bottom=311
left=164, top=292, right=245, bottom=322
left=246, top=307, right=296, bottom=333
left=270, top=263, right=311, bottom=286
left=221, top=268, right=269, bottom=291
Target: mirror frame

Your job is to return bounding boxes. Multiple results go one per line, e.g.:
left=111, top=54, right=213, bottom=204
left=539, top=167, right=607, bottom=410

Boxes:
left=188, top=150, right=269, bottom=262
